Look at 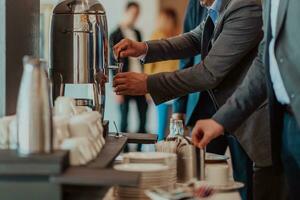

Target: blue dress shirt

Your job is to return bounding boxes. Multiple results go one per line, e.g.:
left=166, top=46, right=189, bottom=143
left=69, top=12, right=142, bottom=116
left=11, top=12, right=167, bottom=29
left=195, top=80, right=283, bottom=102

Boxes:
left=269, top=0, right=290, bottom=105
left=208, top=0, right=223, bottom=24
left=173, top=0, right=207, bottom=118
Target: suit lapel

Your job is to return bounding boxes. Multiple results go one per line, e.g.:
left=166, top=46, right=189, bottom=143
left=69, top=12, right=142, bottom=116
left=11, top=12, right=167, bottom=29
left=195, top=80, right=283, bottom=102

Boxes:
left=212, top=0, right=232, bottom=41
left=275, top=0, right=289, bottom=38
left=201, top=16, right=215, bottom=58
left=264, top=0, right=272, bottom=59
left=220, top=0, right=232, bottom=13
left=264, top=0, right=272, bottom=75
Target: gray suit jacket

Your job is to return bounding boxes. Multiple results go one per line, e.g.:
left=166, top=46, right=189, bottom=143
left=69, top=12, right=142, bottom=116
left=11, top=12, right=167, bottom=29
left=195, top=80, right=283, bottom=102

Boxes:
left=144, top=0, right=272, bottom=166
left=213, top=0, right=300, bottom=166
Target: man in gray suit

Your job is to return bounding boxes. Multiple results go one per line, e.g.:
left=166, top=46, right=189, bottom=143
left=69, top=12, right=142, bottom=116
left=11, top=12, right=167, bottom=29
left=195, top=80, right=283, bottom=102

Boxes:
left=113, top=0, right=279, bottom=199
left=114, top=0, right=269, bottom=165
left=191, top=0, right=300, bottom=199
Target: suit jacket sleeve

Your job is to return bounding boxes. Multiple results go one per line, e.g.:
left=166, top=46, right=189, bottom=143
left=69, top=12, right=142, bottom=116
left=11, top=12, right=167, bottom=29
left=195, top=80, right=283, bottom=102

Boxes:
left=147, top=3, right=263, bottom=105
left=144, top=23, right=204, bottom=63
left=173, top=57, right=194, bottom=114
left=173, top=7, right=198, bottom=114
left=212, top=37, right=267, bottom=133
left=173, top=2, right=207, bottom=114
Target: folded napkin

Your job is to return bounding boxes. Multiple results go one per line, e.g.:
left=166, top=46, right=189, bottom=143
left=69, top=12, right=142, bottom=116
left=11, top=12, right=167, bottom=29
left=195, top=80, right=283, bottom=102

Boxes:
left=60, top=137, right=96, bottom=166
left=53, top=116, right=71, bottom=150
left=69, top=111, right=105, bottom=149
left=0, top=116, right=15, bottom=149
left=0, top=107, right=105, bottom=167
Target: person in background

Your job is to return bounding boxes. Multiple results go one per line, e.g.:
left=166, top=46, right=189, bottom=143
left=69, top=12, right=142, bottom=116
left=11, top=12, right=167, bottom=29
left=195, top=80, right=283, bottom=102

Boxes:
left=109, top=2, right=148, bottom=152
left=172, top=1, right=252, bottom=199
left=144, top=9, right=179, bottom=141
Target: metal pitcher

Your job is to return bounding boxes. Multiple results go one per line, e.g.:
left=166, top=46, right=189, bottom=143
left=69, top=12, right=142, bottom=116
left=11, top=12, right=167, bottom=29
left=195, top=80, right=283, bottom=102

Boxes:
left=190, top=146, right=206, bottom=181
left=17, top=56, right=53, bottom=155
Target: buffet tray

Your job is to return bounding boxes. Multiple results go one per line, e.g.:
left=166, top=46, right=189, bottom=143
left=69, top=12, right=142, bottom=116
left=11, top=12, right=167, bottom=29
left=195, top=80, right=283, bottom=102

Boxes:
left=0, top=150, right=69, bottom=176
left=119, top=132, right=158, bottom=144
left=88, top=135, right=127, bottom=168
left=50, top=135, right=140, bottom=187
left=51, top=168, right=140, bottom=187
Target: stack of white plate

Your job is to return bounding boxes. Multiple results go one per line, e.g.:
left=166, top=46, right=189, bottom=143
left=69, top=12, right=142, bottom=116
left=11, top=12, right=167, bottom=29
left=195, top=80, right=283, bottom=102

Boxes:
left=114, top=163, right=172, bottom=200
left=123, top=152, right=177, bottom=185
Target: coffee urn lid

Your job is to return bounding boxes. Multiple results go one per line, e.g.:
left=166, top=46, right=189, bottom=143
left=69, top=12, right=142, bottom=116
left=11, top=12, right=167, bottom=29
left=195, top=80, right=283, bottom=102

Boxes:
left=53, top=0, right=106, bottom=14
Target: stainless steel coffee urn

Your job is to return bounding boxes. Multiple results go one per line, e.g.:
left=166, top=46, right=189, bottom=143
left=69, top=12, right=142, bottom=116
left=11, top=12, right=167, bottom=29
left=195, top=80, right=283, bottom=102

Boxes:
left=50, top=0, right=109, bottom=116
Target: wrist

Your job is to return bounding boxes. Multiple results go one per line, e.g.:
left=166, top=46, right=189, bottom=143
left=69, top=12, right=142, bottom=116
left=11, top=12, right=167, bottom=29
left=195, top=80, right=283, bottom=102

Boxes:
left=144, top=73, right=149, bottom=93
left=137, top=42, right=148, bottom=62
left=141, top=42, right=148, bottom=55
left=212, top=119, right=225, bottom=135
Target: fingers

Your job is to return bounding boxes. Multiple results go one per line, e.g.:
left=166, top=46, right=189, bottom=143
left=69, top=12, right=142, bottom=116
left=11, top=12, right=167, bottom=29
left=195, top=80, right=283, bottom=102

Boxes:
left=198, top=134, right=211, bottom=149
left=113, top=73, right=132, bottom=94
left=114, top=72, right=129, bottom=79
left=113, top=39, right=131, bottom=58
left=113, top=73, right=129, bottom=87
left=113, top=72, right=147, bottom=96
left=103, top=75, right=108, bottom=81
left=115, top=84, right=128, bottom=93
left=192, top=126, right=203, bottom=148
left=120, top=49, right=137, bottom=58
left=191, top=121, right=211, bottom=149
left=113, top=78, right=127, bottom=87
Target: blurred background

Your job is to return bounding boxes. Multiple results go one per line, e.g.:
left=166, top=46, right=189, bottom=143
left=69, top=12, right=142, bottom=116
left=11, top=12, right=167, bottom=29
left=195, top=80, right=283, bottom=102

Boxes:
left=40, top=0, right=189, bottom=136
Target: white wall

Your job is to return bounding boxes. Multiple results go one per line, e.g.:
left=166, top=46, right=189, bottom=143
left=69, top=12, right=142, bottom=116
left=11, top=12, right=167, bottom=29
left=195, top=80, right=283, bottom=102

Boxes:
left=41, top=0, right=159, bottom=39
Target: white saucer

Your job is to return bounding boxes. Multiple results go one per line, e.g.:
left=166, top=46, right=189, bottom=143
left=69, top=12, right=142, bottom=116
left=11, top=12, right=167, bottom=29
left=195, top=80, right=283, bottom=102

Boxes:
left=124, top=152, right=176, bottom=160
left=198, top=180, right=244, bottom=191
left=114, top=163, right=168, bottom=172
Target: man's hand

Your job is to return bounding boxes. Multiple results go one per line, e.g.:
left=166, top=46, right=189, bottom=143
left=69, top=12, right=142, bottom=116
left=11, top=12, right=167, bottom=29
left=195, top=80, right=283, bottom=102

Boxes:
left=113, top=39, right=147, bottom=58
left=113, top=72, right=148, bottom=96
left=192, top=119, right=225, bottom=149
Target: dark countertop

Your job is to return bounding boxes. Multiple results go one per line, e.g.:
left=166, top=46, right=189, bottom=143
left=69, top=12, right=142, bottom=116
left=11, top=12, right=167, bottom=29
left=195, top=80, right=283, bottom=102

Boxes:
left=51, top=168, right=140, bottom=187
left=50, top=135, right=142, bottom=187
left=117, top=132, right=158, bottom=144
left=0, top=133, right=157, bottom=188
left=88, top=135, right=127, bottom=169
left=0, top=150, right=69, bottom=176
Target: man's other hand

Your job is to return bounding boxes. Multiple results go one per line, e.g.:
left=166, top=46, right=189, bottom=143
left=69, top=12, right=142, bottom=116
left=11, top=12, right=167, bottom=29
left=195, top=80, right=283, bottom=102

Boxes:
left=113, top=39, right=147, bottom=58
left=192, top=119, right=225, bottom=149
left=113, top=72, right=148, bottom=96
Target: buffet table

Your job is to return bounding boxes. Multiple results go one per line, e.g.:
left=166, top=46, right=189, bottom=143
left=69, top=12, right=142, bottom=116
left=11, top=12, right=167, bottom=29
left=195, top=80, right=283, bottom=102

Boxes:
left=0, top=132, right=241, bottom=200
left=0, top=134, right=153, bottom=200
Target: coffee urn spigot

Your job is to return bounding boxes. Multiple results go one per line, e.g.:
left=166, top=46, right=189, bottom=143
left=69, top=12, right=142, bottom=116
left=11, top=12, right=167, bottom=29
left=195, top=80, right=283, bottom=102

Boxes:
left=50, top=0, right=109, bottom=116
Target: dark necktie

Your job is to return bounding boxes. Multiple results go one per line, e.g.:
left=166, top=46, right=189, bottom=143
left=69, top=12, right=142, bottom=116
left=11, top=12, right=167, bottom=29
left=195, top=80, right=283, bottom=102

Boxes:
left=201, top=16, right=215, bottom=59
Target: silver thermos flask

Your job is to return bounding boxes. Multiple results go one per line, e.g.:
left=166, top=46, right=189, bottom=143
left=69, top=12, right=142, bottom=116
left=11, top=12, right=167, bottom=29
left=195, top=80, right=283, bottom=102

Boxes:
left=17, top=56, right=53, bottom=155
